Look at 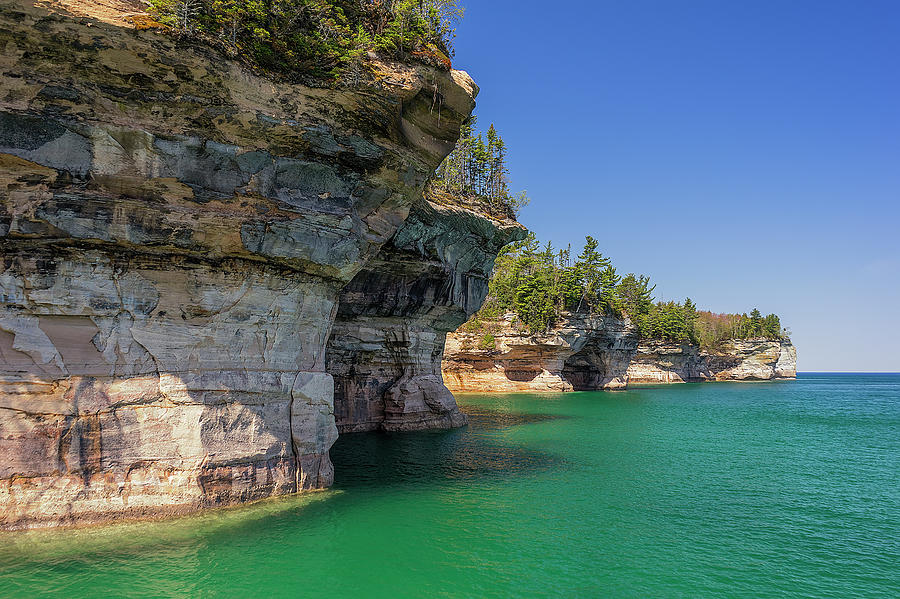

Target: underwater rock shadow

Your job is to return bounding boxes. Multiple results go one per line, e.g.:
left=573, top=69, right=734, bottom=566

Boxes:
left=330, top=407, right=566, bottom=490
left=1, top=409, right=564, bottom=564
left=460, top=404, right=569, bottom=431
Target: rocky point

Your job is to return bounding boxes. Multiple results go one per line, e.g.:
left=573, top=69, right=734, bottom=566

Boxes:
left=443, top=314, right=796, bottom=392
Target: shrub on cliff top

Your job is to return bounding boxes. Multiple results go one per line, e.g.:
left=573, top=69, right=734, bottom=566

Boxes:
left=479, top=333, right=496, bottom=351
left=147, top=0, right=463, bottom=81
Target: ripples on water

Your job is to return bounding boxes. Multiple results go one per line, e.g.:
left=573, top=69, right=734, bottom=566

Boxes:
left=1, top=374, right=898, bottom=598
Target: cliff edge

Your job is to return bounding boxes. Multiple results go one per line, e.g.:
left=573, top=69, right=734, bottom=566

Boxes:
left=0, top=0, right=517, bottom=529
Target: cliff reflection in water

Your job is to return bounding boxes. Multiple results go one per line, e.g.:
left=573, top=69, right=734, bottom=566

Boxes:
left=330, top=404, right=563, bottom=489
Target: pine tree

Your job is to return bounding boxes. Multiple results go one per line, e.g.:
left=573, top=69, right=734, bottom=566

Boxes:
left=430, top=120, right=525, bottom=217
left=574, top=236, right=611, bottom=313
left=598, top=264, right=620, bottom=314
left=615, top=274, right=655, bottom=319
left=749, top=308, right=764, bottom=337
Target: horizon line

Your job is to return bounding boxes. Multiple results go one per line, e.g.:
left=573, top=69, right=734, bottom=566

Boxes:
left=798, top=371, right=900, bottom=374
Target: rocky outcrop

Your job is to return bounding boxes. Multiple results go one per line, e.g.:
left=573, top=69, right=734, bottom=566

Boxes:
left=442, top=314, right=639, bottom=393
left=626, top=339, right=797, bottom=383
left=0, top=0, right=482, bottom=529
left=706, top=339, right=797, bottom=381
left=443, top=316, right=796, bottom=392
left=326, top=201, right=525, bottom=432
left=624, top=341, right=711, bottom=383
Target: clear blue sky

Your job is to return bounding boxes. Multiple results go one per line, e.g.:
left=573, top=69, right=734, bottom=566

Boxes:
left=452, top=0, right=899, bottom=372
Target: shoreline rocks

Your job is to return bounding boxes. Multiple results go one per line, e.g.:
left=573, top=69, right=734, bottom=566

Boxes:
left=442, top=314, right=796, bottom=392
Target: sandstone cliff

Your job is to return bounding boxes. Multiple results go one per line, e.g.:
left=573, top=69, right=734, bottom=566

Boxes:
left=624, top=339, right=797, bottom=383
left=443, top=314, right=638, bottom=393
left=0, top=0, right=502, bottom=529
left=443, top=315, right=796, bottom=392
left=327, top=201, right=524, bottom=433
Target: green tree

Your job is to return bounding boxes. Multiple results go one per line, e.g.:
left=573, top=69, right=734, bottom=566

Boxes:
left=763, top=313, right=782, bottom=338
left=147, top=0, right=463, bottom=80
left=598, top=264, right=620, bottom=314
left=471, top=232, right=786, bottom=348
left=749, top=308, right=763, bottom=337
left=574, top=236, right=611, bottom=313
left=615, top=274, right=655, bottom=319
left=683, top=297, right=698, bottom=343
left=430, top=120, right=527, bottom=218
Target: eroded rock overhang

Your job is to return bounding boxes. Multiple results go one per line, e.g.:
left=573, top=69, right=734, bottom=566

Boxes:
left=0, top=0, right=479, bottom=529
left=326, top=200, right=526, bottom=433
left=443, top=315, right=638, bottom=393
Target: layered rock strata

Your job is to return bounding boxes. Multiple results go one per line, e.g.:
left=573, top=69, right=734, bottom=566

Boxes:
left=442, top=314, right=639, bottom=393
left=624, top=341, right=710, bottom=383
left=626, top=339, right=797, bottom=383
left=0, top=0, right=481, bottom=529
left=443, top=316, right=796, bottom=392
left=326, top=202, right=525, bottom=432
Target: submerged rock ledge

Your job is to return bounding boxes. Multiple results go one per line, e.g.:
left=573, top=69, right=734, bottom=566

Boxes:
left=0, top=0, right=522, bottom=530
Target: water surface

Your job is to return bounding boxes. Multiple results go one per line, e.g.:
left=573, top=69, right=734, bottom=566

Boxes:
left=2, top=373, right=898, bottom=598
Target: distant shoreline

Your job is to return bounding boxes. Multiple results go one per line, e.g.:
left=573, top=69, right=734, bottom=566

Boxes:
left=797, top=371, right=900, bottom=375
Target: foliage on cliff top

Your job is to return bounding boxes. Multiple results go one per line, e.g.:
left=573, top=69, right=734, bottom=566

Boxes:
left=147, top=0, right=462, bottom=81
left=427, top=118, right=530, bottom=220
left=471, top=233, right=787, bottom=348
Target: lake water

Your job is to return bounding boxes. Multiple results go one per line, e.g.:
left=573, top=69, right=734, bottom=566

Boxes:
left=1, top=373, right=898, bottom=598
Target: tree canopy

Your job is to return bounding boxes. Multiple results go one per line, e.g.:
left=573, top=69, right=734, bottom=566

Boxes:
left=428, top=118, right=529, bottom=219
left=147, top=0, right=463, bottom=80
left=470, top=233, right=786, bottom=347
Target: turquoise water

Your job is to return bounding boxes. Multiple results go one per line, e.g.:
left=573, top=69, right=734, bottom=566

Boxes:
left=1, top=373, right=898, bottom=598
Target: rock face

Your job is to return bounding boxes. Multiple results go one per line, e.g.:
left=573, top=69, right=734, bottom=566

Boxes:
left=443, top=316, right=796, bottom=392
left=624, top=341, right=711, bottom=383
left=326, top=202, right=525, bottom=432
left=0, top=1, right=483, bottom=529
left=443, top=314, right=639, bottom=393
left=626, top=339, right=797, bottom=383
left=707, top=339, right=797, bottom=381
